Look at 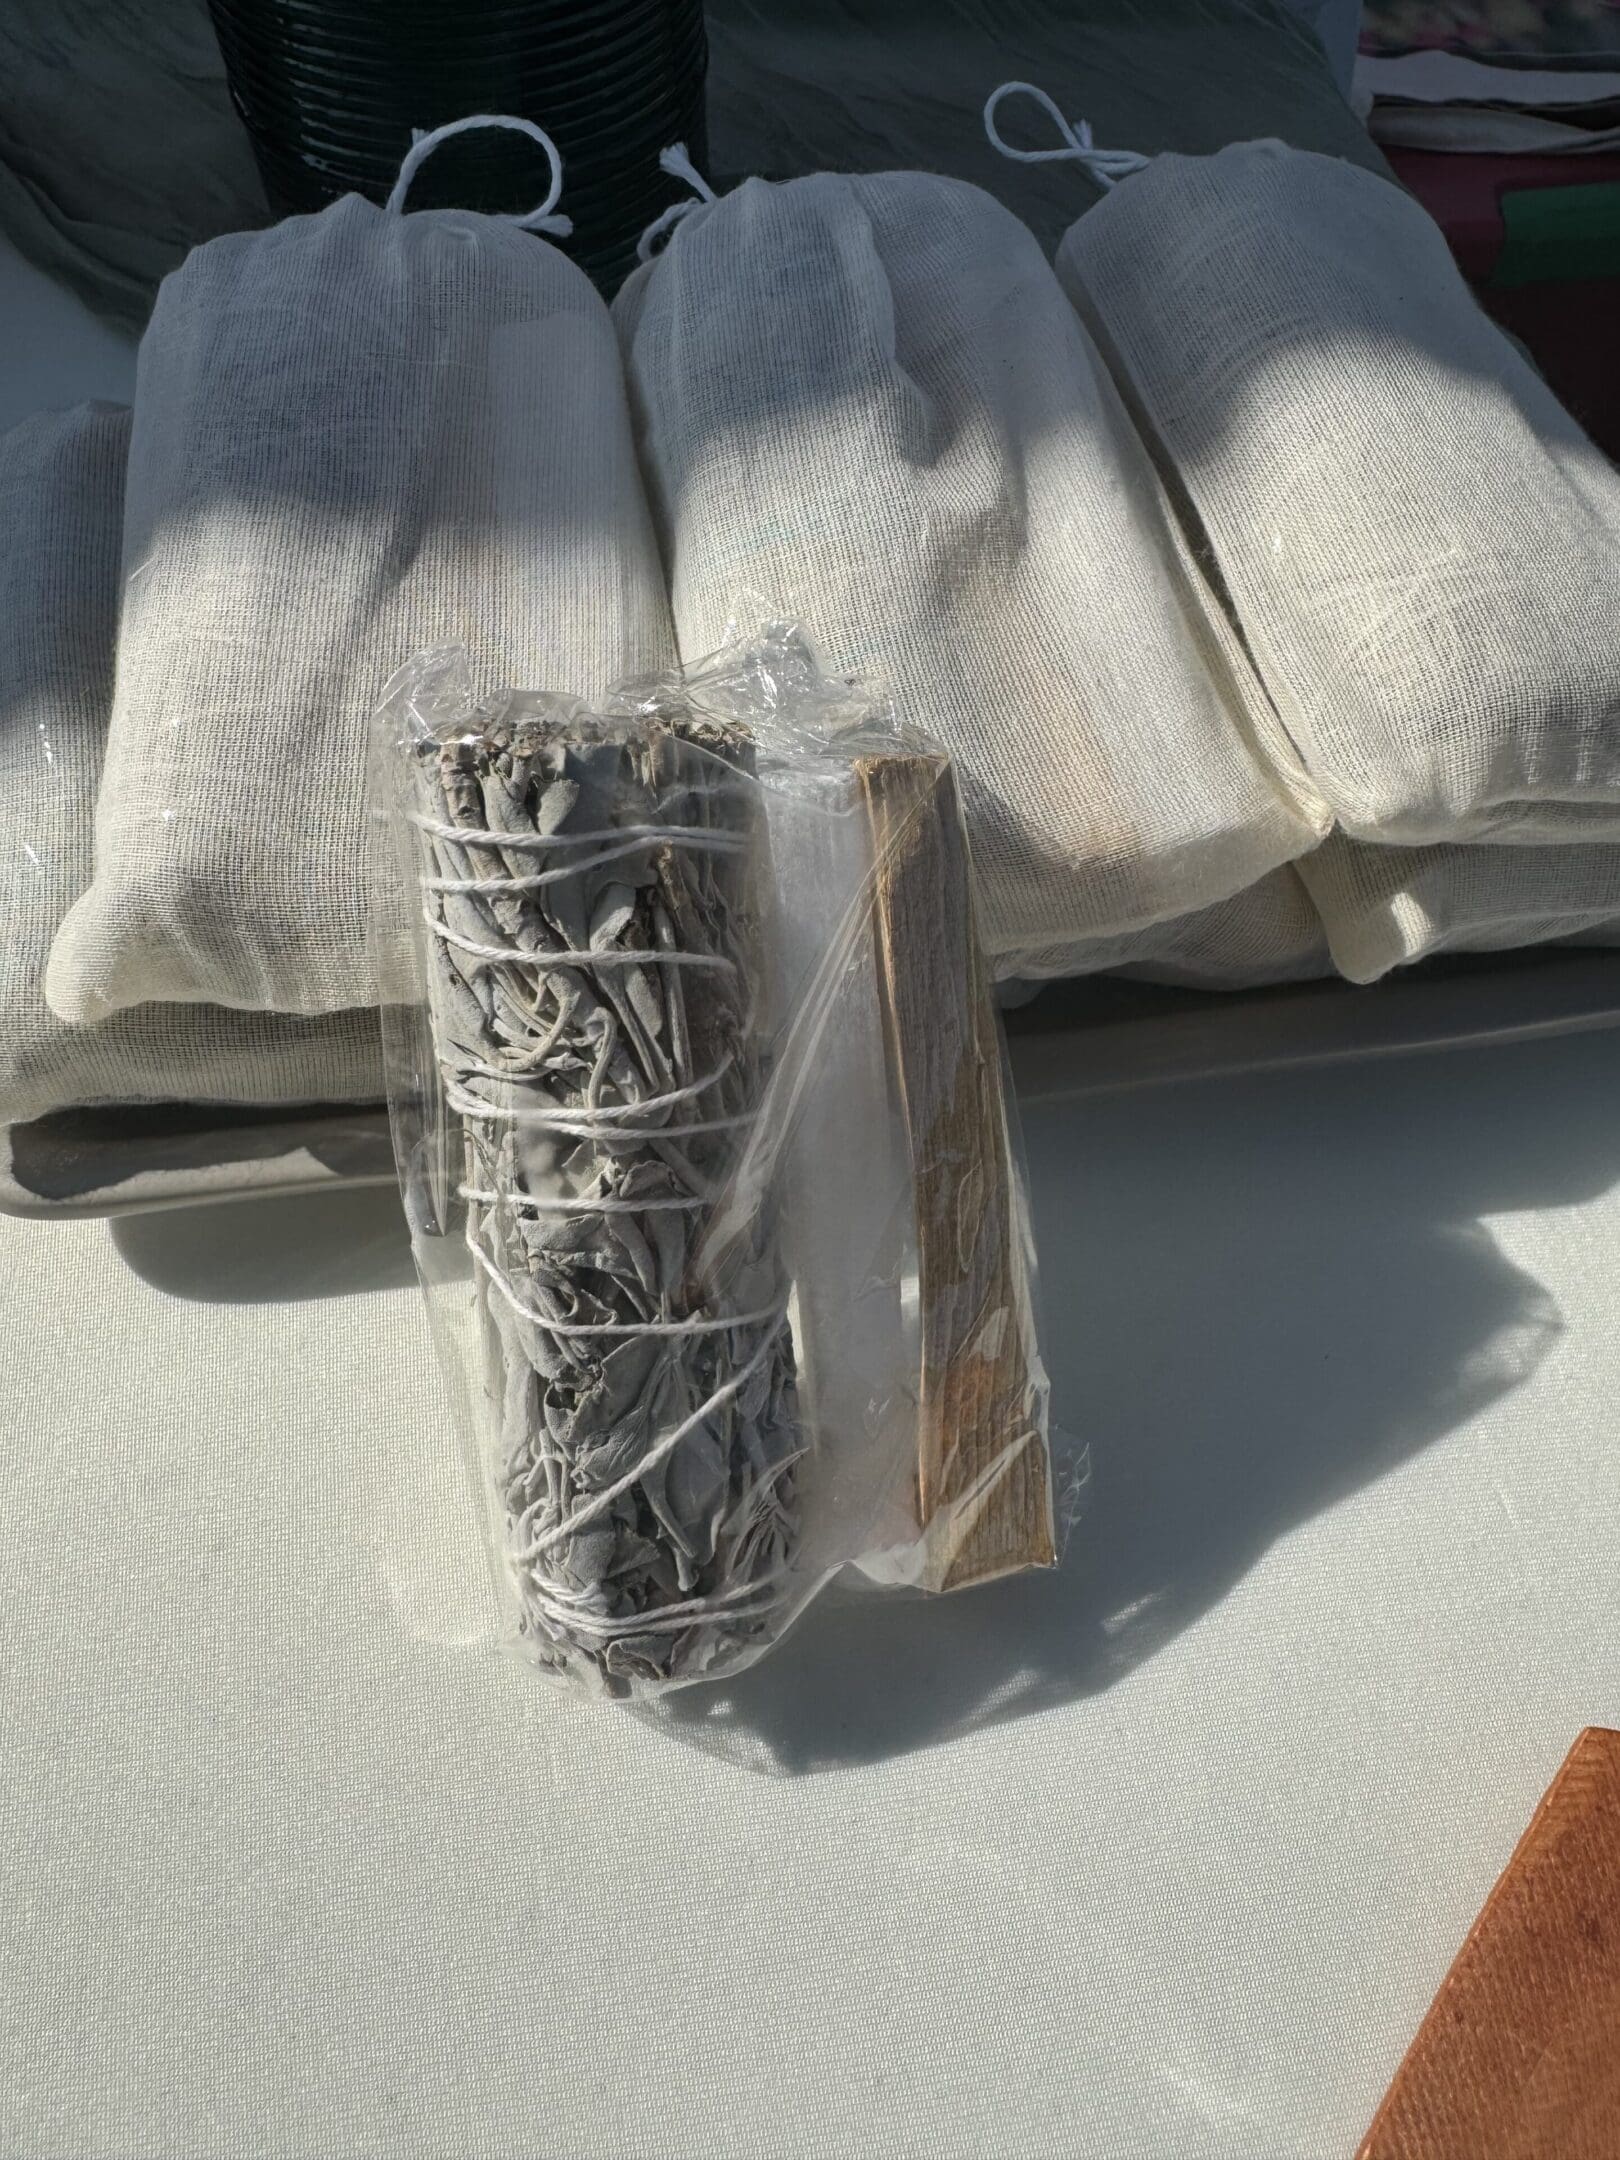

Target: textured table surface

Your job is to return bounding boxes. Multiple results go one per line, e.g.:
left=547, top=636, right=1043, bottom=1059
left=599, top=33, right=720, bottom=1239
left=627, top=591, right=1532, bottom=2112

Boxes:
left=5, top=228, right=1620, bottom=2160
left=5, top=1015, right=1620, bottom=2158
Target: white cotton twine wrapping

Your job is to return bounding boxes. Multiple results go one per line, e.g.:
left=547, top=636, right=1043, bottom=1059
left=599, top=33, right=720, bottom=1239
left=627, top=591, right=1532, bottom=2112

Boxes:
left=613, top=167, right=1328, bottom=975
left=46, top=117, right=674, bottom=1021
left=1053, top=138, right=1620, bottom=845
left=0, top=404, right=382, bottom=1126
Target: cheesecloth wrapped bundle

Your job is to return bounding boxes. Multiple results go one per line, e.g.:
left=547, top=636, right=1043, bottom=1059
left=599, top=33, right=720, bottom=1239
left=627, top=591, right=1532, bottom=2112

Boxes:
left=1023, top=866, right=1330, bottom=988
left=48, top=129, right=675, bottom=1024
left=1298, top=837, right=1620, bottom=983
left=1053, top=139, right=1620, bottom=845
left=614, top=170, right=1326, bottom=977
left=1, top=404, right=381, bottom=1129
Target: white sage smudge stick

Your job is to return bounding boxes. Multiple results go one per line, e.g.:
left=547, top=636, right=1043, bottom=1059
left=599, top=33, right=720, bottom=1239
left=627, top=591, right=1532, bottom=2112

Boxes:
left=409, top=700, right=801, bottom=1695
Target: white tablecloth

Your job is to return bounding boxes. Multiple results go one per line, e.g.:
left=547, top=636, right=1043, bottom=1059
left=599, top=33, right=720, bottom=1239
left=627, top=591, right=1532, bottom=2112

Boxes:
left=5, top=231, right=1619, bottom=2160
left=7, top=1018, right=1620, bottom=2159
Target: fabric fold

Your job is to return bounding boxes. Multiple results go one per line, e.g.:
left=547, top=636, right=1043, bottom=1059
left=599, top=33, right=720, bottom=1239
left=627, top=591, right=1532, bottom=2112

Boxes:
left=615, top=170, right=1327, bottom=979
left=1056, top=143, right=1620, bottom=847
left=1299, top=835, right=1620, bottom=983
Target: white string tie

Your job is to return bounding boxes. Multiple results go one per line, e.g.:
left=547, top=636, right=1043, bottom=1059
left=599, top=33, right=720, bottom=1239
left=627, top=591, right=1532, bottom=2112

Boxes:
left=444, top=1068, right=756, bottom=1139
left=385, top=114, right=574, bottom=235
left=445, top=1044, right=740, bottom=1125
left=425, top=910, right=741, bottom=971
left=421, top=829, right=746, bottom=893
left=636, top=140, right=719, bottom=262
left=518, top=1535, right=799, bottom=1643
left=406, top=813, right=748, bottom=856
left=512, top=1310, right=793, bottom=1560
left=460, top=1186, right=710, bottom=1215
left=982, top=81, right=1149, bottom=190
left=472, top=1231, right=786, bottom=1342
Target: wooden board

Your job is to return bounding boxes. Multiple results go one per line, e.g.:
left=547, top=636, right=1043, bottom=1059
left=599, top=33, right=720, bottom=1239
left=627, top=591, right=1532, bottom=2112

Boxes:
left=1360, top=1726, right=1620, bottom=2160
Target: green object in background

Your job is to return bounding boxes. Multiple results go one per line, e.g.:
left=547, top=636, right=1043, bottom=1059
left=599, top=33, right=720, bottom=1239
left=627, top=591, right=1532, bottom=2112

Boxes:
left=1492, top=182, right=1620, bottom=289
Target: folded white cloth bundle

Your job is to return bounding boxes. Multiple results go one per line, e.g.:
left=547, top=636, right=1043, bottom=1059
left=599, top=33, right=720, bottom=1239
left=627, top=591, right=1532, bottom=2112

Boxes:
left=1054, top=142, right=1620, bottom=846
left=47, top=186, right=675, bottom=1023
left=1, top=404, right=381, bottom=1128
left=1298, top=835, right=1620, bottom=983
left=614, top=170, right=1326, bottom=976
left=1019, top=867, right=1330, bottom=988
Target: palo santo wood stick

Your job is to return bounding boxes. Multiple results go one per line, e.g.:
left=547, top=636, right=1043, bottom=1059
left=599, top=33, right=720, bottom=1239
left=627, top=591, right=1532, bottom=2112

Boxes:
left=856, top=751, right=1055, bottom=1591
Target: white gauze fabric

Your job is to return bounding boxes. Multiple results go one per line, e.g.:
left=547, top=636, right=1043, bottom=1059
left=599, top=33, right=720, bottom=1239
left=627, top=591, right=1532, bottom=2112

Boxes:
left=614, top=172, right=1326, bottom=974
left=0, top=405, right=382, bottom=1128
left=1020, top=867, right=1331, bottom=989
left=46, top=194, right=675, bottom=1021
left=1298, top=834, right=1620, bottom=983
left=1055, top=144, right=1620, bottom=845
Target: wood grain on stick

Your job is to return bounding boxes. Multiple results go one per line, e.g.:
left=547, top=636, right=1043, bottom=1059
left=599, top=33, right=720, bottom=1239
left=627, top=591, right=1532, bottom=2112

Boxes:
left=1359, top=1726, right=1620, bottom=2160
left=856, top=752, right=1055, bottom=1592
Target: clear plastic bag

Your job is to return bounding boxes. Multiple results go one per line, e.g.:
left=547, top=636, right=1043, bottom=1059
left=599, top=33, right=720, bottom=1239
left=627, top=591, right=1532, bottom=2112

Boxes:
left=371, top=624, right=1056, bottom=1698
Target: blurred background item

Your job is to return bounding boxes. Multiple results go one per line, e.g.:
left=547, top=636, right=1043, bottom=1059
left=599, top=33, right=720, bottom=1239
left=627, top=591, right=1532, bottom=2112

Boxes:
left=206, top=0, right=707, bottom=291
left=0, top=0, right=1384, bottom=325
left=1361, top=0, right=1620, bottom=65
left=1357, top=0, right=1620, bottom=454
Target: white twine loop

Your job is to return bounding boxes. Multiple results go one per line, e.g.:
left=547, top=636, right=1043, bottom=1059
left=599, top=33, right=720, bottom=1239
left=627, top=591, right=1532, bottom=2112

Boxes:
left=450, top=1046, right=739, bottom=1104
left=636, top=141, right=718, bottom=262
left=982, top=81, right=1149, bottom=190
left=385, top=113, right=575, bottom=235
left=459, top=1185, right=709, bottom=1214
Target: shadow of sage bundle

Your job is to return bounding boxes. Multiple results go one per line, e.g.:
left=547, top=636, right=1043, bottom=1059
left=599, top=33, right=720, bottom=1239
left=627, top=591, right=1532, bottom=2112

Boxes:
left=376, top=630, right=1058, bottom=1700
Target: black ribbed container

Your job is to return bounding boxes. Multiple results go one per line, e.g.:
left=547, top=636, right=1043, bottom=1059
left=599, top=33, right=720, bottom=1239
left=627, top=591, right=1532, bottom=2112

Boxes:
left=208, top=0, right=708, bottom=292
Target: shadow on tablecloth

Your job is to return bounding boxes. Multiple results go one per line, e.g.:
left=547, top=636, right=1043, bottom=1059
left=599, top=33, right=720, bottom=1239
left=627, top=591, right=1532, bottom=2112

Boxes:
left=111, top=1181, right=415, bottom=1301
left=640, top=1024, right=1620, bottom=1772
left=101, top=1021, right=1620, bottom=1772
left=0, top=0, right=1383, bottom=332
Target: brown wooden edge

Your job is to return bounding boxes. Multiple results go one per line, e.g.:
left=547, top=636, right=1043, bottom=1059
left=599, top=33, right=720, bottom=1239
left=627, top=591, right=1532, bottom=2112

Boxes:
left=855, top=751, right=1055, bottom=1591
left=1359, top=1726, right=1620, bottom=2160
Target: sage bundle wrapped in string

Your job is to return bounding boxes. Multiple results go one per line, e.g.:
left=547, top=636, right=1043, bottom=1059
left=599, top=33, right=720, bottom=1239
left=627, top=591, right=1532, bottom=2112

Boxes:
left=406, top=693, right=800, bottom=1694
left=380, top=630, right=1057, bottom=1700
